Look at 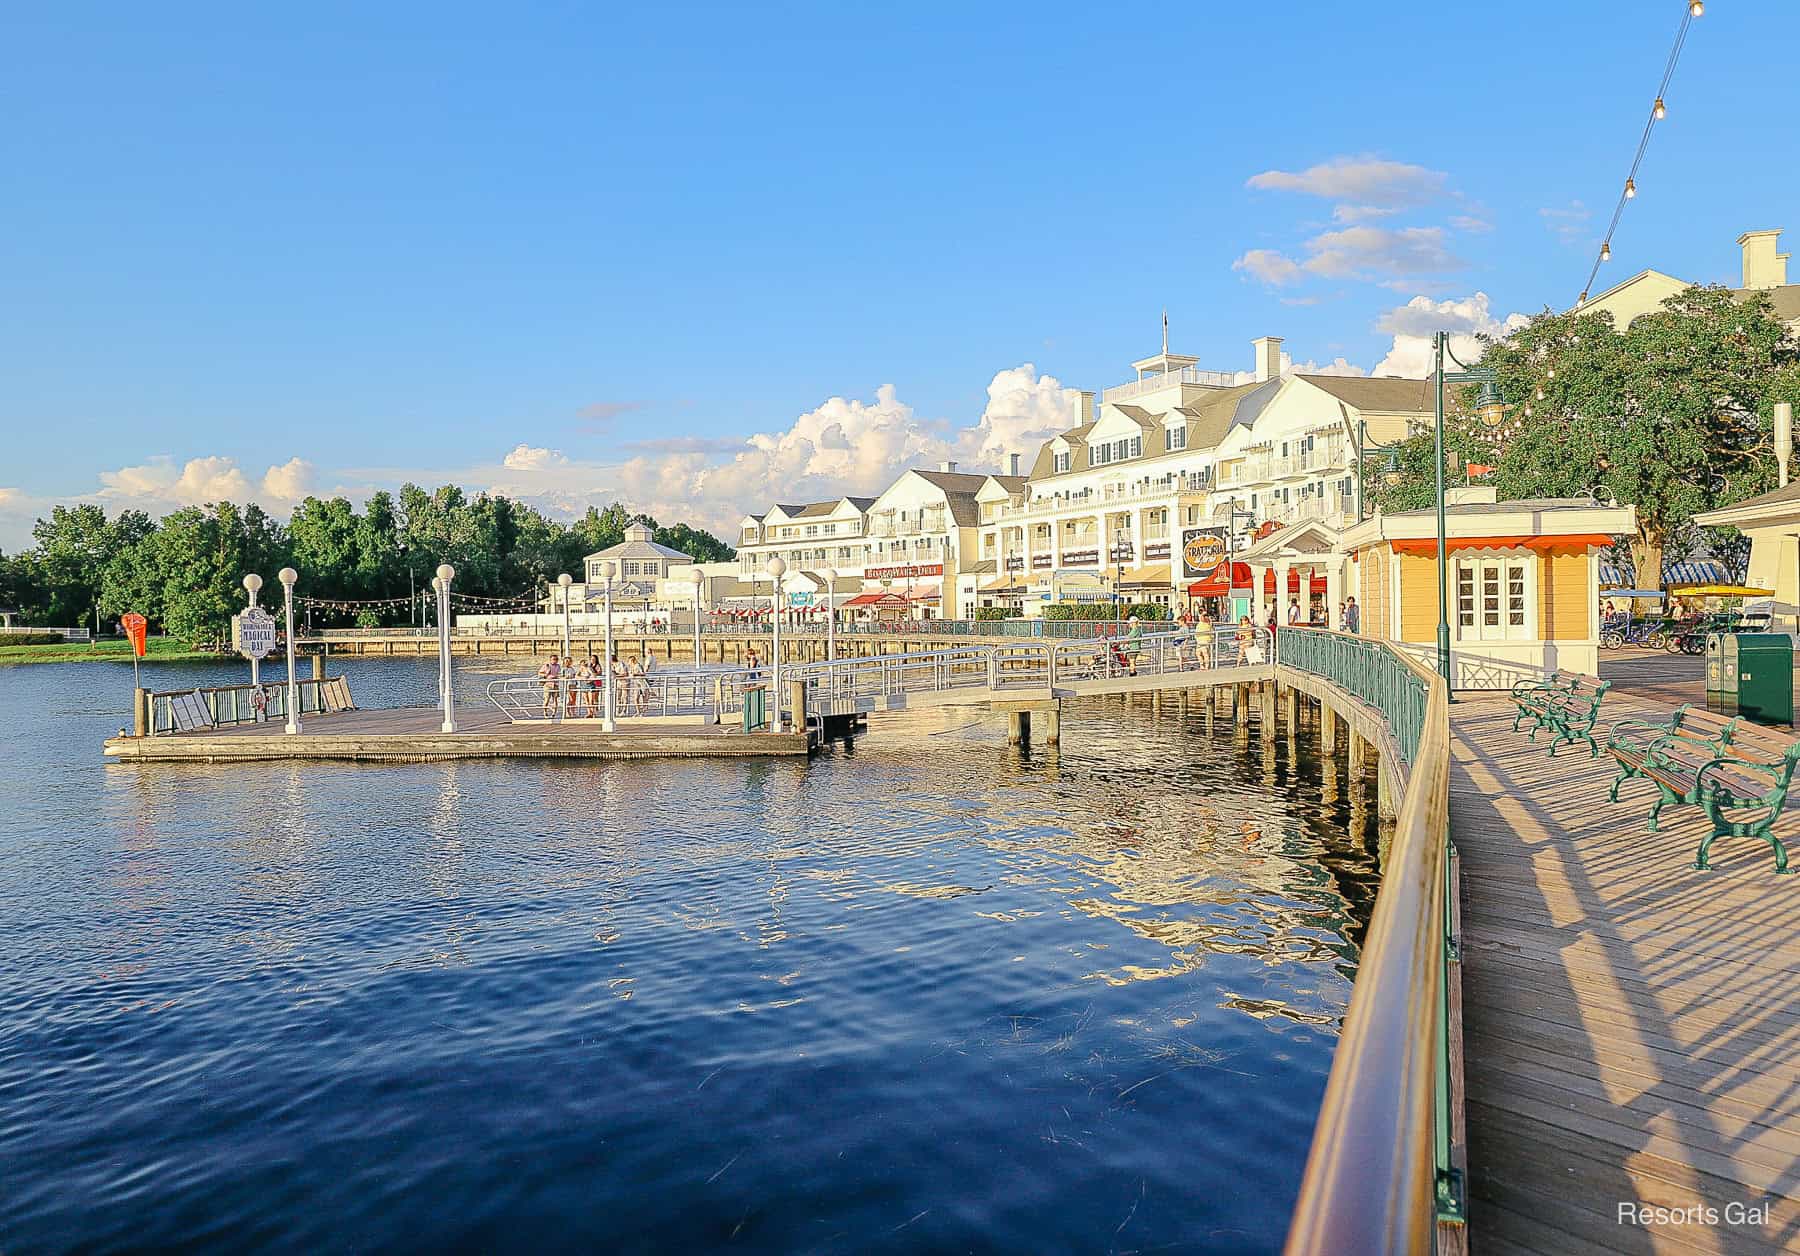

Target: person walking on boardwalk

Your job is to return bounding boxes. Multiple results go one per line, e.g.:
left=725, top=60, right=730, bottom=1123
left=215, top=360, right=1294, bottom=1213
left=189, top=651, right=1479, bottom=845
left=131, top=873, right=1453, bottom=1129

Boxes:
left=745, top=645, right=762, bottom=681
left=1124, top=614, right=1143, bottom=676
left=586, top=654, right=603, bottom=717
left=1344, top=597, right=1360, bottom=635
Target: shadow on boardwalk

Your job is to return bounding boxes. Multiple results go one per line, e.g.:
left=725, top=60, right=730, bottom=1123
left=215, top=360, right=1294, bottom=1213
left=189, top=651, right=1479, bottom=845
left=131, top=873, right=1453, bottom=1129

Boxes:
left=1451, top=650, right=1800, bottom=1255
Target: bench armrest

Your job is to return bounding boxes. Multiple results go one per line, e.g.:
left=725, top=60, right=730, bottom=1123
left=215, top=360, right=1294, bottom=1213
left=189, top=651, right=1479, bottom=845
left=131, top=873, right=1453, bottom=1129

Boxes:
left=1512, top=677, right=1572, bottom=700
left=1608, top=716, right=1674, bottom=749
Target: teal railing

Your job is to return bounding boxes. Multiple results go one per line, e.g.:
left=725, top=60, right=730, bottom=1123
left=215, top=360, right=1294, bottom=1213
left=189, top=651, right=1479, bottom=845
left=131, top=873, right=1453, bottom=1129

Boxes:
left=1275, top=626, right=1427, bottom=766
left=1277, top=627, right=1462, bottom=1253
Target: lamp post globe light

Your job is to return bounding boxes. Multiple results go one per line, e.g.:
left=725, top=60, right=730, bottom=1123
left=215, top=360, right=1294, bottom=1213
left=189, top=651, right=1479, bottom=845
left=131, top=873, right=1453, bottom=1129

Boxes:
left=766, top=556, right=786, bottom=733
left=601, top=560, right=617, bottom=733
left=688, top=565, right=705, bottom=678
left=436, top=563, right=457, bottom=733
left=242, top=573, right=264, bottom=689
left=557, top=572, right=574, bottom=659
left=278, top=567, right=300, bottom=735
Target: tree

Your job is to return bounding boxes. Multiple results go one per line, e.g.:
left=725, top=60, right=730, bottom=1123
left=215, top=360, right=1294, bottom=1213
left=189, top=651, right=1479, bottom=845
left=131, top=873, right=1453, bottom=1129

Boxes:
left=1368, top=286, right=1800, bottom=589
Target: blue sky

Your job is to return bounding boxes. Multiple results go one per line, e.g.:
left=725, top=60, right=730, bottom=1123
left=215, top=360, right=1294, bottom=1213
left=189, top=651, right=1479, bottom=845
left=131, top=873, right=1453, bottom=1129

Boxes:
left=4, top=1, right=1796, bottom=547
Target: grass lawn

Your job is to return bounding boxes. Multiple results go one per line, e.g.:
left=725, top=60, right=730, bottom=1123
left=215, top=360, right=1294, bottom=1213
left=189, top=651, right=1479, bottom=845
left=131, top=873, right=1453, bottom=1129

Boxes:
left=0, top=636, right=221, bottom=665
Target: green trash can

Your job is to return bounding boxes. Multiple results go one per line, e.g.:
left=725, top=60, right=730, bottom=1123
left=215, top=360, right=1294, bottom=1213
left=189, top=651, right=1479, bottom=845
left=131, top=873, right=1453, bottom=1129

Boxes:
left=1706, top=633, right=1736, bottom=716
left=742, top=684, right=766, bottom=732
left=1732, top=632, right=1793, bottom=726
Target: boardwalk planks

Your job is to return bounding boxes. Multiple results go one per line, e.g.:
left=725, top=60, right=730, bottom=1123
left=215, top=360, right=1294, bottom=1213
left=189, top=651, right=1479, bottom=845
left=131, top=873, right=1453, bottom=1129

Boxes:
left=1453, top=652, right=1800, bottom=1255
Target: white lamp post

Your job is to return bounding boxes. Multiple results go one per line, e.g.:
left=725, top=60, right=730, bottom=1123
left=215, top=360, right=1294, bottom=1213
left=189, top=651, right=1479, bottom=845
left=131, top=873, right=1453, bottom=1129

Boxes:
left=437, top=563, right=457, bottom=733
left=243, top=572, right=263, bottom=689
left=821, top=566, right=837, bottom=662
left=278, top=567, right=300, bottom=734
left=557, top=572, right=573, bottom=659
left=601, top=559, right=617, bottom=732
left=766, top=556, right=786, bottom=733
left=688, top=565, right=705, bottom=676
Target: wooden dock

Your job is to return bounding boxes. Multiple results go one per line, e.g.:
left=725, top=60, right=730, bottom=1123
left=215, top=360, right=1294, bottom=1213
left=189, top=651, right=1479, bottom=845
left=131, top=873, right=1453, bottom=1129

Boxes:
left=103, top=705, right=810, bottom=762
left=1451, top=652, right=1800, bottom=1254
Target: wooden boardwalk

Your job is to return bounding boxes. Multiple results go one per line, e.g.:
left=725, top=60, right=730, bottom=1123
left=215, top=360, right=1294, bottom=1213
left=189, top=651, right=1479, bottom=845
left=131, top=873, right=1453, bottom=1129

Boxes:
left=1452, top=653, right=1800, bottom=1254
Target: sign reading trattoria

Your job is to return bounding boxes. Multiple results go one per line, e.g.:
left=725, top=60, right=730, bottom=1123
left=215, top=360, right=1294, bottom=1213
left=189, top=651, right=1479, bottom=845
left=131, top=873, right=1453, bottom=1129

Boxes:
left=233, top=607, right=278, bottom=660
left=1180, top=528, right=1229, bottom=579
left=863, top=564, right=943, bottom=581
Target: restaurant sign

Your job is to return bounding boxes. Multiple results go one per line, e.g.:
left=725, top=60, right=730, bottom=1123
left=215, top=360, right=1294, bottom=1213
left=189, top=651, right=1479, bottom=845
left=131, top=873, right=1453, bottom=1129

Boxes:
left=863, top=563, right=942, bottom=581
left=1180, top=528, right=1229, bottom=580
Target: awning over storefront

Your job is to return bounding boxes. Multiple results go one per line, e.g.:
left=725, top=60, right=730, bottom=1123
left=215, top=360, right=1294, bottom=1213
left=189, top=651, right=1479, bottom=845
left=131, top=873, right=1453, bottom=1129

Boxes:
left=843, top=591, right=909, bottom=609
left=1187, top=561, right=1253, bottom=597
left=906, top=583, right=941, bottom=602
left=980, top=574, right=1025, bottom=592
left=1390, top=533, right=1616, bottom=557
left=1116, top=564, right=1171, bottom=588
left=1600, top=557, right=1737, bottom=589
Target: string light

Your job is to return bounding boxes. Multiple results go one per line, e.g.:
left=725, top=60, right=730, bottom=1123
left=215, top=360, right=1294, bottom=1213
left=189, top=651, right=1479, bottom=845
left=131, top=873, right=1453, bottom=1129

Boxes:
left=1577, top=2, right=1700, bottom=303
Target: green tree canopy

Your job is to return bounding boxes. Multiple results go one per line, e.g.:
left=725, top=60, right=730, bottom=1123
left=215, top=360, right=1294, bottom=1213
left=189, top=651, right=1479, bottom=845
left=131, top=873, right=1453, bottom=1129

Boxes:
left=1367, top=285, right=1800, bottom=588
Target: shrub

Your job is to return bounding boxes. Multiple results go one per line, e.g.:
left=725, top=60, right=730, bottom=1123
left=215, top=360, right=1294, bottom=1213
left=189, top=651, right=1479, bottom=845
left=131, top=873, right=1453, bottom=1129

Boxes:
left=1122, top=603, right=1170, bottom=621
left=972, top=606, right=1020, bottom=621
left=0, top=632, right=67, bottom=645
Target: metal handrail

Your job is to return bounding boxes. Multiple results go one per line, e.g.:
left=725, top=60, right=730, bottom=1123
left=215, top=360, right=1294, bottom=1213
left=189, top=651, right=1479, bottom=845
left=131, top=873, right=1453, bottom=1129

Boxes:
left=485, top=667, right=757, bottom=723
left=146, top=676, right=352, bottom=734
left=1277, top=627, right=1458, bottom=1254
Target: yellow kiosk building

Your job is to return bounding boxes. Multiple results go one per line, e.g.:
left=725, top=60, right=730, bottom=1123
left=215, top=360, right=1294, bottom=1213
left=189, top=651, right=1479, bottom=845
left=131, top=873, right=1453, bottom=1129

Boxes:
left=1339, top=487, right=1637, bottom=688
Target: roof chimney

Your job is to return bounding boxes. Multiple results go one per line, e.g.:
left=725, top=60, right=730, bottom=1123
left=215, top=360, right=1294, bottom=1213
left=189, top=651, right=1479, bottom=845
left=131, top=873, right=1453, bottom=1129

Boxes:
left=1008, top=453, right=1021, bottom=477
left=1738, top=229, right=1788, bottom=290
left=1253, top=336, right=1284, bottom=383
left=1072, top=389, right=1095, bottom=424
left=940, top=460, right=957, bottom=474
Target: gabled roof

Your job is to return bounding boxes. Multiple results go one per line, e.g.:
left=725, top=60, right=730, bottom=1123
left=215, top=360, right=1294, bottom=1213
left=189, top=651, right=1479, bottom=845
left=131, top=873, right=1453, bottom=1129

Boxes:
left=1110, top=404, right=1164, bottom=429
left=844, top=495, right=877, bottom=512
left=586, top=537, right=694, bottom=562
left=1296, top=374, right=1434, bottom=412
left=789, top=499, right=842, bottom=519
left=909, top=469, right=992, bottom=494
left=1733, top=286, right=1800, bottom=322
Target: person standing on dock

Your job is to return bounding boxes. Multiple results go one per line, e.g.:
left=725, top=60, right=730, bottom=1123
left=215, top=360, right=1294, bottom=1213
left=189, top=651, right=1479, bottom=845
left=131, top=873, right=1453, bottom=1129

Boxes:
left=1124, top=615, right=1142, bottom=676
left=538, top=656, right=560, bottom=717
left=611, top=651, right=631, bottom=716
left=1344, top=597, right=1360, bottom=635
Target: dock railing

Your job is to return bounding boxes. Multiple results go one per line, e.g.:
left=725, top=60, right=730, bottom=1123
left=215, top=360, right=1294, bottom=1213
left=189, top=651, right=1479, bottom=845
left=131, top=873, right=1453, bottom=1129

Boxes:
left=1276, top=627, right=1460, bottom=1255
left=146, top=677, right=353, bottom=734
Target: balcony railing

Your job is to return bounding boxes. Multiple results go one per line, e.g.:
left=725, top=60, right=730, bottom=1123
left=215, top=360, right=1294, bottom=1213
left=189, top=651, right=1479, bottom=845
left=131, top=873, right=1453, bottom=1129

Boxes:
left=1101, top=366, right=1242, bottom=403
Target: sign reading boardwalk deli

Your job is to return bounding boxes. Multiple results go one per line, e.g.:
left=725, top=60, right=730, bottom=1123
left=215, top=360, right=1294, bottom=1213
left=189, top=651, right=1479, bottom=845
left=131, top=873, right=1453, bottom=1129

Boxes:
left=1180, top=528, right=1228, bottom=580
left=863, top=564, right=942, bottom=581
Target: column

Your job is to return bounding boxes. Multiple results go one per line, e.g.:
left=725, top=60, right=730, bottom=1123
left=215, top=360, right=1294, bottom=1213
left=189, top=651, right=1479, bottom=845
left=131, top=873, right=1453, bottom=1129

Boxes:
left=1325, top=558, right=1343, bottom=630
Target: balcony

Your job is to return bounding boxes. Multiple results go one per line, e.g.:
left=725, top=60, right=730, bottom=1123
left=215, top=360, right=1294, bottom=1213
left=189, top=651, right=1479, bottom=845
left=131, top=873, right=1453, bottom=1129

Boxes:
left=1218, top=447, right=1349, bottom=488
left=1004, top=471, right=1211, bottom=520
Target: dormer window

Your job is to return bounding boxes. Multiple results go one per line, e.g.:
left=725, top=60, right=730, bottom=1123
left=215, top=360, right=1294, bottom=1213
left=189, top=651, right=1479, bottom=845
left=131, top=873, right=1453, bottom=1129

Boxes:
left=1165, top=426, right=1188, bottom=452
left=1053, top=450, right=1071, bottom=473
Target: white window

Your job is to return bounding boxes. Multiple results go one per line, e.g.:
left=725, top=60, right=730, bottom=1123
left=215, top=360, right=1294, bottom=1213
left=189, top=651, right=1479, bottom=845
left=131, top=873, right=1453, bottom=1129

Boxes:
left=1053, top=451, right=1071, bottom=473
left=1165, top=427, right=1187, bottom=451
left=1455, top=557, right=1532, bottom=641
left=1127, top=435, right=1142, bottom=458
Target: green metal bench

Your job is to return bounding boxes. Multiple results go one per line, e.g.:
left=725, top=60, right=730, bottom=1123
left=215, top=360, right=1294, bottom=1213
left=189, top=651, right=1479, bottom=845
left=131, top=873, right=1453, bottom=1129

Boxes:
left=1510, top=670, right=1611, bottom=757
left=1611, top=714, right=1800, bottom=873
left=1606, top=706, right=1737, bottom=830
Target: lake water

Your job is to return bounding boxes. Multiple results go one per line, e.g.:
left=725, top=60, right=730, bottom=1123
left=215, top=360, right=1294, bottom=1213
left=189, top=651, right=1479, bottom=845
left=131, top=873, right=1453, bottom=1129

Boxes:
left=0, top=655, right=1381, bottom=1253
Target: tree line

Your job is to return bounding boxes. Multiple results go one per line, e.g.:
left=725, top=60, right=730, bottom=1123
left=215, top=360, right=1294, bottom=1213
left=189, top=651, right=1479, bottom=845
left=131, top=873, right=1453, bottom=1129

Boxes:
left=0, top=485, right=734, bottom=645
left=1366, top=285, right=1800, bottom=585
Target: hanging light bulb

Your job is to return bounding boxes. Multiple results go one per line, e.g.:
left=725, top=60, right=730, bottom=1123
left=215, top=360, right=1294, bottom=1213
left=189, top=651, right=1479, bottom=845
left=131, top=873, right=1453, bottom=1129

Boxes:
left=1577, top=292, right=1588, bottom=307
left=1624, top=178, right=1636, bottom=199
left=1689, top=0, right=1703, bottom=15
left=1653, top=97, right=1666, bottom=120
left=1524, top=405, right=1533, bottom=418
left=1536, top=387, right=1546, bottom=400
left=1601, top=240, right=1612, bottom=262
left=1547, top=366, right=1556, bottom=380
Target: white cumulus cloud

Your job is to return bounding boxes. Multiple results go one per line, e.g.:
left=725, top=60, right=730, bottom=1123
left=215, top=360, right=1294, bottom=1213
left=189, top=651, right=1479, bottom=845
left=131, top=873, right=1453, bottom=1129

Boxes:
left=502, top=443, right=570, bottom=471
left=1302, top=225, right=1460, bottom=280
left=1370, top=292, right=1529, bottom=377
left=260, top=457, right=315, bottom=503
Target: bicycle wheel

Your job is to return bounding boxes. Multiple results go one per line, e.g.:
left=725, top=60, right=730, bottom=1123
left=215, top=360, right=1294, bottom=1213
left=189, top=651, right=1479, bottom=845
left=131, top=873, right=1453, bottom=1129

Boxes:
left=1646, top=628, right=1667, bottom=650
left=1600, top=629, right=1623, bottom=650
